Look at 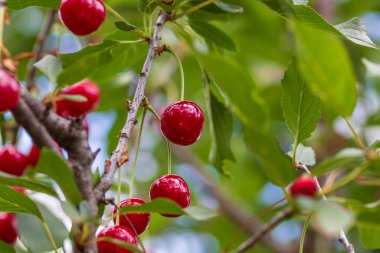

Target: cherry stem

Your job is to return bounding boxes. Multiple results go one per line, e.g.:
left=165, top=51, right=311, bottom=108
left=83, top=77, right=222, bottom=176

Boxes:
left=344, top=117, right=367, bottom=152
left=166, top=140, right=172, bottom=174
left=129, top=108, right=147, bottom=198
left=299, top=215, right=312, bottom=253
left=167, top=49, right=185, bottom=101
left=174, top=0, right=216, bottom=20
left=42, top=221, right=58, bottom=253
left=0, top=4, right=5, bottom=61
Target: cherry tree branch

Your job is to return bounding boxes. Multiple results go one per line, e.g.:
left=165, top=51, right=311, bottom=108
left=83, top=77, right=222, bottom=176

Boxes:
left=26, top=10, right=57, bottom=90
left=233, top=208, right=294, bottom=253
left=94, top=11, right=170, bottom=202
left=298, top=163, right=355, bottom=253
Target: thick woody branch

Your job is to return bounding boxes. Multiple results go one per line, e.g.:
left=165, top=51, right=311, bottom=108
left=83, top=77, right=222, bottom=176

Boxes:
left=26, top=10, right=57, bottom=90
left=94, top=11, right=170, bottom=201
left=233, top=208, right=294, bottom=253
left=298, top=163, right=355, bottom=253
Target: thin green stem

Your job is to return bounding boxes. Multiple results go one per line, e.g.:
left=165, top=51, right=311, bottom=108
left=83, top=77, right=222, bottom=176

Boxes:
left=166, top=140, right=172, bottom=174
left=0, top=6, right=5, bottom=60
left=42, top=222, right=58, bottom=253
left=344, top=117, right=367, bottom=152
left=116, top=166, right=121, bottom=225
left=105, top=3, right=129, bottom=24
left=146, top=104, right=161, bottom=120
left=167, top=49, right=185, bottom=101
left=299, top=216, right=312, bottom=253
left=175, top=0, right=216, bottom=19
left=129, top=109, right=147, bottom=198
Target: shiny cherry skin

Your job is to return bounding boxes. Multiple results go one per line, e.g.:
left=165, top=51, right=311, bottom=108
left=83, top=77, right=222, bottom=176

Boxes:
left=28, top=145, right=40, bottom=167
left=113, top=198, right=150, bottom=235
left=160, top=101, right=204, bottom=146
left=0, top=213, right=18, bottom=245
left=0, top=146, right=28, bottom=176
left=162, top=0, right=175, bottom=6
left=56, top=80, right=100, bottom=117
left=150, top=174, right=191, bottom=217
left=59, top=0, right=106, bottom=36
left=289, top=176, right=318, bottom=197
left=97, top=226, right=138, bottom=253
left=0, top=68, right=20, bottom=113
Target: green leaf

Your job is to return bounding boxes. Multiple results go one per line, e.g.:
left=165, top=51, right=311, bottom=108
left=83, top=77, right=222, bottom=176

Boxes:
left=34, top=55, right=62, bottom=83
left=7, top=0, right=60, bottom=9
left=114, top=21, right=137, bottom=31
left=214, top=2, right=244, bottom=13
left=58, top=94, right=88, bottom=102
left=244, top=126, right=296, bottom=187
left=17, top=203, right=68, bottom=253
left=287, top=144, right=316, bottom=166
left=0, top=186, right=42, bottom=219
left=205, top=81, right=235, bottom=176
left=0, top=176, right=58, bottom=198
left=357, top=208, right=380, bottom=249
left=35, top=149, right=82, bottom=205
left=312, top=148, right=364, bottom=176
left=335, top=17, right=378, bottom=49
left=292, top=5, right=337, bottom=33
left=118, top=198, right=217, bottom=221
left=293, top=0, right=308, bottom=5
left=0, top=240, right=16, bottom=253
left=294, top=21, right=358, bottom=116
left=281, top=58, right=320, bottom=145
left=189, top=20, right=237, bottom=51
left=97, top=237, right=143, bottom=253
left=196, top=54, right=268, bottom=131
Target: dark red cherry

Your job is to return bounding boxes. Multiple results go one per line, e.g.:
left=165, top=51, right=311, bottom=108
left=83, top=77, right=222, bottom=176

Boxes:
left=162, top=0, right=175, bottom=6
left=59, top=0, right=106, bottom=36
left=56, top=80, right=100, bottom=117
left=0, top=146, right=28, bottom=176
left=28, top=145, right=40, bottom=167
left=97, top=226, right=138, bottom=253
left=0, top=213, right=18, bottom=245
left=149, top=174, right=191, bottom=217
left=0, top=68, right=20, bottom=113
left=12, top=187, right=26, bottom=194
left=113, top=198, right=150, bottom=235
left=160, top=101, right=204, bottom=146
left=289, top=175, right=318, bottom=197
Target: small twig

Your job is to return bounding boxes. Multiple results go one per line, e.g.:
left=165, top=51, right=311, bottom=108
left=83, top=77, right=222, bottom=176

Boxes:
left=94, top=11, right=170, bottom=202
left=233, top=208, right=294, bottom=253
left=26, top=10, right=57, bottom=90
left=298, top=163, right=355, bottom=253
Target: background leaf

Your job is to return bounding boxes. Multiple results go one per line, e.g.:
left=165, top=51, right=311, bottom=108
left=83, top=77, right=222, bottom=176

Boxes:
left=34, top=55, right=62, bottom=83
left=0, top=176, right=58, bottom=198
left=0, top=240, right=15, bottom=253
left=7, top=0, right=60, bottom=10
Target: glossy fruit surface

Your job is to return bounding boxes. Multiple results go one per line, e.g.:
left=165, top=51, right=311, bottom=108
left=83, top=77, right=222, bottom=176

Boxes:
left=97, top=226, right=138, bottom=253
left=56, top=80, right=100, bottom=117
left=0, top=146, right=28, bottom=176
left=0, top=213, right=18, bottom=245
left=113, top=198, right=150, bottom=235
left=289, top=176, right=318, bottom=197
left=150, top=174, right=191, bottom=217
left=160, top=101, right=204, bottom=146
left=28, top=145, right=40, bottom=167
left=0, top=68, right=20, bottom=113
left=59, top=0, right=106, bottom=36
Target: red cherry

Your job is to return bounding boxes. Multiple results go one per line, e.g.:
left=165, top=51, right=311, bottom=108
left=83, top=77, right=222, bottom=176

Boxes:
left=0, top=213, right=18, bottom=245
left=28, top=145, right=40, bottom=167
left=59, top=0, right=106, bottom=36
left=0, top=68, right=20, bottom=113
left=56, top=80, right=100, bottom=117
left=12, top=187, right=26, bottom=194
left=289, top=176, right=318, bottom=197
left=149, top=174, right=191, bottom=217
left=113, top=198, right=150, bottom=235
left=162, top=0, right=175, bottom=6
left=97, top=226, right=138, bottom=253
left=0, top=146, right=28, bottom=176
left=160, top=101, right=204, bottom=146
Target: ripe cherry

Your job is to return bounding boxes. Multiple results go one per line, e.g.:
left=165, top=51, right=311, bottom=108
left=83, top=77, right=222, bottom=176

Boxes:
left=113, top=198, right=150, bottom=235
left=289, top=175, right=318, bottom=197
left=0, top=146, right=28, bottom=176
left=162, top=0, right=175, bottom=6
left=97, top=226, right=138, bottom=253
left=0, top=213, right=18, bottom=245
left=59, top=0, right=106, bottom=36
left=150, top=174, right=191, bottom=217
left=12, top=187, right=26, bottom=194
left=0, top=68, right=20, bottom=113
left=160, top=101, right=204, bottom=146
left=56, top=80, right=100, bottom=118
left=28, top=145, right=40, bottom=167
